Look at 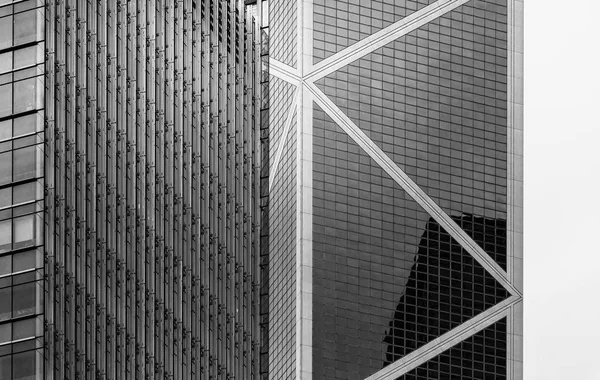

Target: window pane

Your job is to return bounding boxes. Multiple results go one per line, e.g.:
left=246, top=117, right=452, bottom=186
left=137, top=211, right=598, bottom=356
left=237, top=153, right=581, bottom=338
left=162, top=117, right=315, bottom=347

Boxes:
left=0, top=323, right=9, bottom=344
left=12, top=215, right=34, bottom=248
left=0, top=255, right=10, bottom=276
left=0, top=187, right=10, bottom=208
left=12, top=283, right=35, bottom=318
left=0, top=287, right=11, bottom=321
left=13, top=11, right=37, bottom=46
left=12, top=147, right=36, bottom=182
left=0, top=51, right=12, bottom=72
left=13, top=78, right=38, bottom=114
left=13, top=250, right=35, bottom=273
left=0, top=220, right=11, bottom=253
left=12, top=350, right=35, bottom=380
left=13, top=182, right=36, bottom=205
left=0, top=350, right=10, bottom=380
left=0, top=16, right=12, bottom=50
left=0, top=83, right=11, bottom=118
left=13, top=113, right=38, bottom=137
left=13, top=46, right=38, bottom=71
left=12, top=318, right=35, bottom=341
left=0, top=120, right=10, bottom=140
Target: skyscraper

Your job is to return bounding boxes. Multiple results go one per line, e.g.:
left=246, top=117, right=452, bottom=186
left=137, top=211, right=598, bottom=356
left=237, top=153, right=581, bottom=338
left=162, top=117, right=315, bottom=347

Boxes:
left=1, top=1, right=265, bottom=379
left=267, top=0, right=523, bottom=379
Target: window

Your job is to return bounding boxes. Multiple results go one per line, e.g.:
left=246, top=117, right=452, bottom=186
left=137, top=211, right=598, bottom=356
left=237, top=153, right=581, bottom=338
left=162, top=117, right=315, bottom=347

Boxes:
left=0, top=221, right=10, bottom=253
left=11, top=350, right=35, bottom=380
left=0, top=288, right=10, bottom=322
left=0, top=84, right=11, bottom=118
left=12, top=250, right=36, bottom=273
left=12, top=215, right=34, bottom=249
left=12, top=146, right=37, bottom=183
left=11, top=283, right=35, bottom=318
left=0, top=16, right=12, bottom=50
left=13, top=10, right=40, bottom=47
left=13, top=77, right=41, bottom=114
left=12, top=318, right=35, bottom=341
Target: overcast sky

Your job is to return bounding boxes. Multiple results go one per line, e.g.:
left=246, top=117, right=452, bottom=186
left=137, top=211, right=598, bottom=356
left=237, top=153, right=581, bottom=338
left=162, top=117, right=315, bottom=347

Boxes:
left=524, top=0, right=600, bottom=378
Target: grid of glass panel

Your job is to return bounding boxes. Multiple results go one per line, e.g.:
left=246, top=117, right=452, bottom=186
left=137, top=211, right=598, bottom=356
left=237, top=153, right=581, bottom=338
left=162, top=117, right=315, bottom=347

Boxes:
left=269, top=0, right=297, bottom=67
left=0, top=2, right=45, bottom=379
left=396, top=318, right=507, bottom=379
left=316, top=0, right=509, bottom=268
left=313, top=0, right=435, bottom=63
left=268, top=117, right=297, bottom=379
left=312, top=105, right=507, bottom=379
left=383, top=215, right=508, bottom=365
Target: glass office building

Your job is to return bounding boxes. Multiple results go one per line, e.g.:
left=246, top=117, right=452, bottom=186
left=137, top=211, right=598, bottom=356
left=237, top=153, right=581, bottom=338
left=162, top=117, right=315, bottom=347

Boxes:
left=267, top=0, right=523, bottom=379
left=1, top=0, right=265, bottom=379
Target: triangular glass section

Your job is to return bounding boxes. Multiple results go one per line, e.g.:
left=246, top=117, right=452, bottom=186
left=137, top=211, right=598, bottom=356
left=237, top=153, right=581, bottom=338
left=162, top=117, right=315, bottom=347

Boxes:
left=268, top=116, right=297, bottom=377
left=313, top=0, right=437, bottom=64
left=311, top=104, right=508, bottom=380
left=268, top=75, right=296, bottom=170
left=394, top=317, right=507, bottom=379
left=316, top=1, right=509, bottom=269
left=270, top=0, right=298, bottom=67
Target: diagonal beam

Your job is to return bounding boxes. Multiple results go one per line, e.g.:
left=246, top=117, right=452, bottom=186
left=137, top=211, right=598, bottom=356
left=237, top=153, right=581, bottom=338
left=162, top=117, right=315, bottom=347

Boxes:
left=365, top=295, right=521, bottom=380
left=269, top=58, right=301, bottom=85
left=308, top=82, right=521, bottom=297
left=305, top=0, right=471, bottom=83
left=269, top=88, right=300, bottom=191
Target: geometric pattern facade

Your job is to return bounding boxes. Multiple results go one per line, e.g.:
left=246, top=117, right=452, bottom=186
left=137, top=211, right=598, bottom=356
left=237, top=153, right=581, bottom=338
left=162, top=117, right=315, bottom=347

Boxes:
left=40, top=1, right=263, bottom=379
left=268, top=0, right=523, bottom=379
left=267, top=113, right=298, bottom=379
left=316, top=1, right=510, bottom=268
left=313, top=105, right=508, bottom=379
left=313, top=0, right=435, bottom=64
left=396, top=318, right=507, bottom=380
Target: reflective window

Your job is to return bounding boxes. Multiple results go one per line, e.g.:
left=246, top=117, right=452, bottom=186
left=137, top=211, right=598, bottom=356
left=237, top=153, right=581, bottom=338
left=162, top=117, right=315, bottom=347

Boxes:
left=14, top=77, right=41, bottom=114
left=12, top=350, right=35, bottom=380
left=0, top=84, right=11, bottom=118
left=11, top=283, right=35, bottom=318
left=0, top=288, right=10, bottom=321
left=12, top=215, right=34, bottom=249
left=0, top=16, right=12, bottom=50
left=12, top=146, right=37, bottom=183
left=13, top=10, right=38, bottom=46
left=0, top=355, right=10, bottom=380
left=0, top=221, right=10, bottom=253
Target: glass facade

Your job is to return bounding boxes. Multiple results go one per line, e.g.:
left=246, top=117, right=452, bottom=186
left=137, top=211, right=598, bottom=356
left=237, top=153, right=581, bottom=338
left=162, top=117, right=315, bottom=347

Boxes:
left=313, top=106, right=507, bottom=379
left=38, top=0, right=265, bottom=379
left=267, top=0, right=522, bottom=378
left=397, top=318, right=507, bottom=380
left=0, top=2, right=45, bottom=379
left=316, top=0, right=509, bottom=268
left=313, top=0, right=435, bottom=63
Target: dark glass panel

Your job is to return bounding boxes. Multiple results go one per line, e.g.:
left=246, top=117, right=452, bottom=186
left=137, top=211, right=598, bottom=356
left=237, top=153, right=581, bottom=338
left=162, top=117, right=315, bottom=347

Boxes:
left=312, top=104, right=508, bottom=379
left=396, top=318, right=507, bottom=379
left=317, top=1, right=508, bottom=268
left=313, top=0, right=436, bottom=63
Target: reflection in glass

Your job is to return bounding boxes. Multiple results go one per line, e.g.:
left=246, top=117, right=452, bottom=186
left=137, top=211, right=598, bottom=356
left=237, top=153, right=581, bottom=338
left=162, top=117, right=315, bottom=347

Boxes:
left=13, top=10, right=37, bottom=46
left=12, top=350, right=35, bottom=380
left=0, top=83, right=11, bottom=117
left=12, top=283, right=36, bottom=318
left=384, top=215, right=508, bottom=366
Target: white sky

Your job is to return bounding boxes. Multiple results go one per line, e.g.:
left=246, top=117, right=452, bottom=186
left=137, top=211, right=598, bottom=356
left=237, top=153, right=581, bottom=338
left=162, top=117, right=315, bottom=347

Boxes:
left=524, top=0, right=600, bottom=378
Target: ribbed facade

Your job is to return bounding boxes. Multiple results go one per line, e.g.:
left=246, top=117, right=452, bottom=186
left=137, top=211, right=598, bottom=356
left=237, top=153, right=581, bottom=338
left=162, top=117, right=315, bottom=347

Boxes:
left=2, top=0, right=263, bottom=379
